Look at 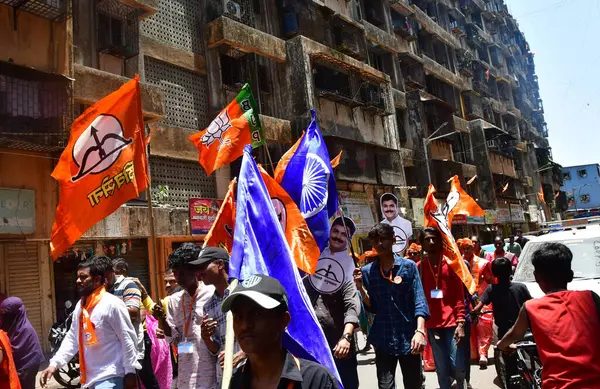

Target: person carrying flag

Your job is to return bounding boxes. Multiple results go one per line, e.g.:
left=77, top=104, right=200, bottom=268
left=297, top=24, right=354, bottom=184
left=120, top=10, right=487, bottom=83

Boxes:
left=223, top=274, right=340, bottom=389
left=354, top=223, right=429, bottom=389
left=418, top=227, right=467, bottom=389
left=40, top=258, right=140, bottom=389
left=304, top=217, right=361, bottom=389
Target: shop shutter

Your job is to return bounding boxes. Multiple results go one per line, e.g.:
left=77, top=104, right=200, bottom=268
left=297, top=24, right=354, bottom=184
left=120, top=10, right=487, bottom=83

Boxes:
left=5, top=242, right=44, bottom=342
left=124, top=239, right=150, bottom=292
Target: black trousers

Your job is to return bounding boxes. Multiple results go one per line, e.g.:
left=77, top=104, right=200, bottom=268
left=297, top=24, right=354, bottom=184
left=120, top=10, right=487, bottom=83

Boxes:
left=137, top=331, right=160, bottom=389
left=375, top=350, right=422, bottom=389
left=335, top=353, right=359, bottom=389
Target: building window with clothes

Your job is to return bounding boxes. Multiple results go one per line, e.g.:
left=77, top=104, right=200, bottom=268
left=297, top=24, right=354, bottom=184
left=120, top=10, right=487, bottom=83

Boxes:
left=578, top=169, right=587, bottom=178
left=580, top=194, right=590, bottom=204
left=563, top=172, right=571, bottom=180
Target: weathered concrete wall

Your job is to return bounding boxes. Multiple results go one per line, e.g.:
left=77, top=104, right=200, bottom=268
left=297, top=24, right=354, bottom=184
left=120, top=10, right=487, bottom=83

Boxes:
left=469, top=120, right=496, bottom=209
left=142, top=35, right=207, bottom=74
left=0, top=5, right=69, bottom=75
left=0, top=150, right=57, bottom=239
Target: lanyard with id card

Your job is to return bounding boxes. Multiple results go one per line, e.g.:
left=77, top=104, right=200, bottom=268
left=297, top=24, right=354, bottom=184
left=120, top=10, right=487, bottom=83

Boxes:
left=427, top=260, right=444, bottom=299
left=178, top=290, right=198, bottom=354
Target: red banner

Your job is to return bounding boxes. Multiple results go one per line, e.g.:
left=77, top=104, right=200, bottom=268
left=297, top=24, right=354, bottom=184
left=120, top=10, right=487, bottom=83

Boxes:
left=190, top=199, right=222, bottom=235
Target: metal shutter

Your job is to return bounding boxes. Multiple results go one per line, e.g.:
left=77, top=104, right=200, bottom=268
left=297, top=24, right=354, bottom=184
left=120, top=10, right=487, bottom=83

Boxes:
left=124, top=239, right=151, bottom=291
left=5, top=242, right=43, bottom=343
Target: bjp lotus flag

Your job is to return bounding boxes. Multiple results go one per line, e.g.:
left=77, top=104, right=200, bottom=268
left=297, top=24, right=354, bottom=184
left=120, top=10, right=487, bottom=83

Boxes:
left=424, top=184, right=476, bottom=294
left=447, top=175, right=485, bottom=227
left=538, top=185, right=546, bottom=204
left=189, top=84, right=265, bottom=176
left=50, top=76, right=148, bottom=260
left=203, top=178, right=236, bottom=253
left=259, top=166, right=320, bottom=274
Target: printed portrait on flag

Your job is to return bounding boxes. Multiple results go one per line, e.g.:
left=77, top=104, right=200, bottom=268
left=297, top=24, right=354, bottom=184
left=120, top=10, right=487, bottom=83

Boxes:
left=309, top=217, right=356, bottom=295
left=379, top=193, right=413, bottom=254
left=271, top=198, right=287, bottom=232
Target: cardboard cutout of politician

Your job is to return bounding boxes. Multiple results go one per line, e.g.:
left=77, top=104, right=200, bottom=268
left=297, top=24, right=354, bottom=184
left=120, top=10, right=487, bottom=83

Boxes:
left=380, top=193, right=413, bottom=254
left=309, top=217, right=357, bottom=295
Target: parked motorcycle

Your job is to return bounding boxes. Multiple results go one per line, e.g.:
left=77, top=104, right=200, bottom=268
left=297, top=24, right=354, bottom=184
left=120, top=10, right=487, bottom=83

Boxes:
left=48, top=301, right=81, bottom=389
left=494, top=332, right=542, bottom=389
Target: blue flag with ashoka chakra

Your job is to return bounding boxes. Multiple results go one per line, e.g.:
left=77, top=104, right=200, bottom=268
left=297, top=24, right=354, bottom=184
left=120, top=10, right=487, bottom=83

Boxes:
left=280, top=109, right=338, bottom=251
left=229, top=145, right=343, bottom=387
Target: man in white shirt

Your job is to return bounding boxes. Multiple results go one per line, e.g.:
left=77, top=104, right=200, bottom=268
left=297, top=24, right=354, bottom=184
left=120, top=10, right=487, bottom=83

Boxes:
left=380, top=193, right=413, bottom=254
left=40, top=258, right=140, bottom=389
left=153, top=243, right=217, bottom=389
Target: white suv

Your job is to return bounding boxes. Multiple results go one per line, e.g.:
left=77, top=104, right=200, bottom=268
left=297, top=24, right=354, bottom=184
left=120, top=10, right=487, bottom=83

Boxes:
left=513, top=224, right=600, bottom=298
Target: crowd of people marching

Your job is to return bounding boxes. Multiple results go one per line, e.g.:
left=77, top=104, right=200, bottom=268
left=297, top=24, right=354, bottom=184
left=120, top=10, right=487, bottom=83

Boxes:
left=0, top=222, right=600, bottom=389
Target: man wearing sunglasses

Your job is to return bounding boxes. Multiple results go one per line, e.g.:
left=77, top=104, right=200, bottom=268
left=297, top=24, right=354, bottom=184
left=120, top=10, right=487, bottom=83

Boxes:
left=353, top=223, right=429, bottom=389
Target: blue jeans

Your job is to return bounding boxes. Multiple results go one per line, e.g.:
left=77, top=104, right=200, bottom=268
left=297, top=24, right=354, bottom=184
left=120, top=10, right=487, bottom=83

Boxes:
left=93, top=377, right=124, bottom=389
left=428, top=327, right=466, bottom=389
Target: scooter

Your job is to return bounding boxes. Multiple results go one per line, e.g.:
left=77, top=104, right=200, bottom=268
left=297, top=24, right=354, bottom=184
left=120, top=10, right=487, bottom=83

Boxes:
left=48, top=301, right=81, bottom=389
left=494, top=332, right=542, bottom=389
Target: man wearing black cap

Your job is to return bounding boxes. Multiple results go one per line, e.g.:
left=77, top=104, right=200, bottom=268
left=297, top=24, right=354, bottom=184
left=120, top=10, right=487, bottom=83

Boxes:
left=305, top=217, right=361, bottom=389
left=223, top=274, right=339, bottom=389
left=193, top=247, right=245, bottom=386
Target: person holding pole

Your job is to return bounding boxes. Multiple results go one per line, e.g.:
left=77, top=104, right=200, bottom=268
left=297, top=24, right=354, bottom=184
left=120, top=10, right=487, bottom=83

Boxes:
left=152, top=243, right=216, bottom=389
left=353, top=223, right=429, bottom=389
left=304, top=217, right=361, bottom=388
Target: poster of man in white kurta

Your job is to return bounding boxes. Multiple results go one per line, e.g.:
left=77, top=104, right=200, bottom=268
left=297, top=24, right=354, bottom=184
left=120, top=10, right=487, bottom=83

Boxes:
left=380, top=193, right=413, bottom=254
left=309, top=217, right=357, bottom=294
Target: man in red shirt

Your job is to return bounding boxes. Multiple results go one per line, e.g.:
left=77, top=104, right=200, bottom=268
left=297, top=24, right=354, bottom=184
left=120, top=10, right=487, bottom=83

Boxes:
left=418, top=227, right=467, bottom=389
left=498, top=243, right=600, bottom=389
left=485, top=236, right=517, bottom=270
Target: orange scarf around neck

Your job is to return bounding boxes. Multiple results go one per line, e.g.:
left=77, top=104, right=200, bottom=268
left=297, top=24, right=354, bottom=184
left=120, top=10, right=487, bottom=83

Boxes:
left=79, top=285, right=106, bottom=384
left=0, top=330, right=20, bottom=389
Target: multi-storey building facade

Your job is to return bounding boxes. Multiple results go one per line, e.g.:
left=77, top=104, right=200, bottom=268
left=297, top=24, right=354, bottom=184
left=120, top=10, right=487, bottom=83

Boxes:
left=561, top=164, right=600, bottom=215
left=0, top=0, right=563, bottom=346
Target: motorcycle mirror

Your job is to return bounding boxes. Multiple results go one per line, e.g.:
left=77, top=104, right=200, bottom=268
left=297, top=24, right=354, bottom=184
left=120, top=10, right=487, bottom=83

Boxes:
left=65, top=300, right=73, bottom=309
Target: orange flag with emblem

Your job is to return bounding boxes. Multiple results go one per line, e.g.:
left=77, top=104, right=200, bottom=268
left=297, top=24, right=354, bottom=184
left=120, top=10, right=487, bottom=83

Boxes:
left=203, top=178, right=237, bottom=253
left=189, top=84, right=264, bottom=176
left=50, top=76, right=148, bottom=260
left=538, top=185, right=546, bottom=204
left=447, top=175, right=485, bottom=227
left=259, top=165, right=320, bottom=274
left=424, top=184, right=476, bottom=294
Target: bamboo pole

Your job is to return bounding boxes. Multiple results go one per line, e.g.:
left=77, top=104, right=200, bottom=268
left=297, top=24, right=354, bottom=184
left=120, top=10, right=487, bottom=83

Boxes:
left=221, top=278, right=239, bottom=389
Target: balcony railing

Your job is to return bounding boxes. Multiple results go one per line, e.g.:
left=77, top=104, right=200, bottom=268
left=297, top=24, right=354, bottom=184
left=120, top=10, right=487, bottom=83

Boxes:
left=96, top=0, right=140, bottom=59
left=0, top=0, right=69, bottom=20
left=0, top=61, right=72, bottom=152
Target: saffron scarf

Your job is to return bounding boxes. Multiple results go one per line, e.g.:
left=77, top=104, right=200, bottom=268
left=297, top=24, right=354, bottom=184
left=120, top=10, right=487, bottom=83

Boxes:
left=0, top=330, right=20, bottom=389
left=79, top=286, right=106, bottom=384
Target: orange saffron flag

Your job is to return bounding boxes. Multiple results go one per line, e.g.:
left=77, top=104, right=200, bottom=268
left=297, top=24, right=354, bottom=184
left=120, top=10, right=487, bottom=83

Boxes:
left=50, top=76, right=149, bottom=260
left=447, top=175, right=485, bottom=227
left=189, top=84, right=264, bottom=176
left=330, top=151, right=343, bottom=169
left=424, top=184, right=476, bottom=294
left=502, top=182, right=509, bottom=193
left=538, top=185, right=546, bottom=204
left=259, top=165, right=320, bottom=274
left=203, top=178, right=237, bottom=253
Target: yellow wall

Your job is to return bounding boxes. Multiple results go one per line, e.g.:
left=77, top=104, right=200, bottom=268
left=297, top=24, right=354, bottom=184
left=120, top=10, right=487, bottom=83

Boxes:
left=0, top=4, right=69, bottom=75
left=0, top=150, right=58, bottom=239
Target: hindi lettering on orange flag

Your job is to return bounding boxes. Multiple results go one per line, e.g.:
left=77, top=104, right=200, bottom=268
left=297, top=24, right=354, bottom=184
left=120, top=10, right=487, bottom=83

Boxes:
left=259, top=166, right=320, bottom=274
left=203, top=178, right=236, bottom=253
left=447, top=175, right=485, bottom=227
left=424, top=184, right=476, bottom=294
left=50, top=76, right=148, bottom=260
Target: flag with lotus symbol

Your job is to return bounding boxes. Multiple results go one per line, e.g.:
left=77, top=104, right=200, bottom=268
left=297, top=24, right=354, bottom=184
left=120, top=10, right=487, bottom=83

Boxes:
left=229, top=145, right=342, bottom=387
left=189, top=84, right=265, bottom=176
left=276, top=110, right=338, bottom=251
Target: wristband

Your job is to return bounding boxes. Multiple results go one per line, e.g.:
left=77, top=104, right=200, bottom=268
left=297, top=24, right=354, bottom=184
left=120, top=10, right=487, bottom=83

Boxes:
left=341, top=333, right=353, bottom=342
left=415, top=329, right=426, bottom=337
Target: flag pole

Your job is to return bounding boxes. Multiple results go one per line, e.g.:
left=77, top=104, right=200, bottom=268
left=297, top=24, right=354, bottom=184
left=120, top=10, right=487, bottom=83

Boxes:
left=337, top=200, right=358, bottom=267
left=262, top=142, right=276, bottom=174
left=145, top=125, right=161, bottom=302
left=221, top=278, right=239, bottom=389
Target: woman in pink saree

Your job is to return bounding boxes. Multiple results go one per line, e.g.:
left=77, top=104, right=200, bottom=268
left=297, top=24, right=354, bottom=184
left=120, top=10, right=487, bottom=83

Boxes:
left=144, top=314, right=172, bottom=389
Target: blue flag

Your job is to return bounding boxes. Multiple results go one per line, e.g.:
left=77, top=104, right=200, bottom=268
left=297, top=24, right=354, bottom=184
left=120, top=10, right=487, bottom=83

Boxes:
left=230, top=145, right=342, bottom=387
left=280, top=109, right=338, bottom=250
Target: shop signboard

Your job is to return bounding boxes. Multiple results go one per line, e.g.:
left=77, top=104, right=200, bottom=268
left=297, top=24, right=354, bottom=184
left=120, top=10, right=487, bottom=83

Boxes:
left=497, top=208, right=511, bottom=224
left=467, top=215, right=485, bottom=225
left=338, top=191, right=376, bottom=235
left=452, top=214, right=468, bottom=225
left=485, top=209, right=498, bottom=225
left=528, top=205, right=539, bottom=223
left=510, top=204, right=525, bottom=223
left=411, top=198, right=425, bottom=228
left=0, top=188, right=35, bottom=234
left=189, top=198, right=222, bottom=235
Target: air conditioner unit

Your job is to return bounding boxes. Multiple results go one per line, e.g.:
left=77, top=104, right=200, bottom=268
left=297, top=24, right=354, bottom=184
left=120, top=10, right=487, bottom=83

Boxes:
left=224, top=0, right=242, bottom=19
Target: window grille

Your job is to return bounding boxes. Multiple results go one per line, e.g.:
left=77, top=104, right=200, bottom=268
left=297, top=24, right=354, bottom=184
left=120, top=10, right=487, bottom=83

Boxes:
left=150, top=156, right=217, bottom=208
left=0, top=61, right=72, bottom=152
left=0, top=0, right=69, bottom=20
left=96, top=0, right=140, bottom=59
left=141, top=0, right=204, bottom=54
left=144, top=58, right=209, bottom=130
